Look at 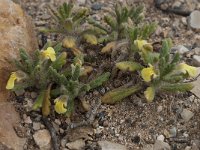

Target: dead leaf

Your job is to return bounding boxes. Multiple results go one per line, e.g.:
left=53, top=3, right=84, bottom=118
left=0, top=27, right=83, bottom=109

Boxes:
left=42, top=84, right=52, bottom=116
left=81, top=66, right=93, bottom=76
left=101, top=41, right=116, bottom=53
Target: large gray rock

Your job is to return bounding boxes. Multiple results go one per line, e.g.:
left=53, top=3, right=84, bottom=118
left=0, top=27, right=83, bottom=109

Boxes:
left=189, top=10, right=200, bottom=29
left=0, top=0, right=37, bottom=149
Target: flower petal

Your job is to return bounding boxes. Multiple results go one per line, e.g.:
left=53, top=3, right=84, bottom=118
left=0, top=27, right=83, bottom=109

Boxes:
left=54, top=96, right=68, bottom=114
left=177, top=63, right=198, bottom=78
left=6, top=72, right=17, bottom=89
left=141, top=66, right=156, bottom=82
left=134, top=40, right=147, bottom=50
left=41, top=47, right=56, bottom=61
left=144, top=86, right=155, bottom=102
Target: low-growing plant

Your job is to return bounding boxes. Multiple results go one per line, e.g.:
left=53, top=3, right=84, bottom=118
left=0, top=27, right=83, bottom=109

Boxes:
left=94, top=3, right=156, bottom=60
left=42, top=2, right=98, bottom=51
left=102, top=38, right=198, bottom=104
left=6, top=45, right=110, bottom=116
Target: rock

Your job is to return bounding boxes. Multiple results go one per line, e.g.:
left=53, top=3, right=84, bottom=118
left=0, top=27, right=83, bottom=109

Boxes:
left=143, top=144, right=154, bottom=150
left=0, top=0, right=37, bottom=149
left=77, top=0, right=86, bottom=5
left=98, top=140, right=127, bottom=150
left=33, top=129, right=51, bottom=150
left=15, top=89, right=25, bottom=96
left=169, top=127, right=177, bottom=138
left=30, top=92, right=37, bottom=99
left=192, top=55, right=200, bottom=67
left=153, top=140, right=171, bottom=150
left=33, top=122, right=42, bottom=131
left=181, top=109, right=194, bottom=122
left=172, top=1, right=182, bottom=8
left=191, top=68, right=200, bottom=98
left=157, top=105, right=163, bottom=113
left=157, top=135, right=165, bottom=142
left=23, top=115, right=32, bottom=124
left=91, top=2, right=103, bottom=10
left=171, top=45, right=190, bottom=54
left=66, top=139, right=85, bottom=150
left=189, top=10, right=200, bottom=29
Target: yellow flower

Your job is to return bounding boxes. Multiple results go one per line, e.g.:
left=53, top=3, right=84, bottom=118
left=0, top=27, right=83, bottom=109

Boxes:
left=6, top=71, right=26, bottom=90
left=177, top=63, right=198, bottom=78
left=54, top=95, right=68, bottom=114
left=144, top=86, right=155, bottom=102
left=141, top=65, right=157, bottom=82
left=134, top=40, right=153, bottom=52
left=41, top=47, right=56, bottom=61
left=134, top=40, right=147, bottom=50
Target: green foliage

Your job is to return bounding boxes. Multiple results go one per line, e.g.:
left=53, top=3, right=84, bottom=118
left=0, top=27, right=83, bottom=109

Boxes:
left=42, top=2, right=98, bottom=46
left=7, top=44, right=110, bottom=116
left=102, top=38, right=198, bottom=103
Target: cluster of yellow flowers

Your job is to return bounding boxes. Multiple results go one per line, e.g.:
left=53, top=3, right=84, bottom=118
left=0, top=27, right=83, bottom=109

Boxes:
left=6, top=47, right=67, bottom=114
left=135, top=40, right=198, bottom=102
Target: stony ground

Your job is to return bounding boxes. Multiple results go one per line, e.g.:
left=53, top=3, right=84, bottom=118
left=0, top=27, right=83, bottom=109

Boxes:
left=12, top=0, right=200, bottom=150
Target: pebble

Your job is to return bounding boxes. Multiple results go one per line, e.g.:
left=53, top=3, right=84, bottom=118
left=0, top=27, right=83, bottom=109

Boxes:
left=98, top=140, right=127, bottom=150
left=15, top=89, right=25, bottom=96
left=23, top=115, right=32, bottom=124
left=171, top=45, right=190, bottom=54
left=157, top=135, right=165, bottom=142
left=30, top=92, right=37, bottom=99
left=169, top=127, right=177, bottom=138
left=157, top=105, right=163, bottom=113
left=32, top=122, right=41, bottom=130
left=192, top=55, right=200, bottom=67
left=172, top=1, right=182, bottom=8
left=66, top=139, right=85, bottom=150
left=91, top=2, right=103, bottom=10
left=189, top=10, right=200, bottom=29
left=33, top=129, right=51, bottom=149
left=181, top=109, right=194, bottom=122
left=153, top=140, right=171, bottom=150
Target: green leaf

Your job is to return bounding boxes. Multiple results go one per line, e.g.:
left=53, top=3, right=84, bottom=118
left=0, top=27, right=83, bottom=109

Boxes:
left=32, top=91, right=45, bottom=110
left=88, top=72, right=110, bottom=90
left=83, top=34, right=98, bottom=45
left=116, top=61, right=143, bottom=72
left=161, top=83, right=194, bottom=92
left=51, top=52, right=67, bottom=70
left=54, top=42, right=62, bottom=53
left=102, top=85, right=141, bottom=104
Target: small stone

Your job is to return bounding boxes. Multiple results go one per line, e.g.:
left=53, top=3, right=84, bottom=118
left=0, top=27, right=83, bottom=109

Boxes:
left=157, top=135, right=165, bottom=142
left=172, top=1, right=182, bottom=8
left=103, top=120, right=109, bottom=127
left=191, top=68, right=200, bottom=98
left=66, top=139, right=85, bottom=150
left=169, top=127, right=177, bottom=138
left=157, top=105, right=163, bottom=113
left=41, top=14, right=51, bottom=20
left=192, top=55, right=200, bottom=67
left=185, top=146, right=191, bottom=150
left=15, top=89, right=25, bottom=96
left=189, top=10, right=200, bottom=29
left=32, top=122, right=41, bottom=131
left=30, top=92, right=37, bottom=99
left=55, top=119, right=61, bottom=125
left=181, top=109, right=194, bottom=122
left=98, top=140, right=127, bottom=150
left=61, top=139, right=67, bottom=148
left=91, top=2, right=103, bottom=10
left=33, top=129, right=51, bottom=149
left=77, top=0, right=86, bottom=5
left=171, top=45, right=189, bottom=54
left=23, top=115, right=32, bottom=124
left=153, top=140, right=171, bottom=150
left=182, top=17, right=187, bottom=25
